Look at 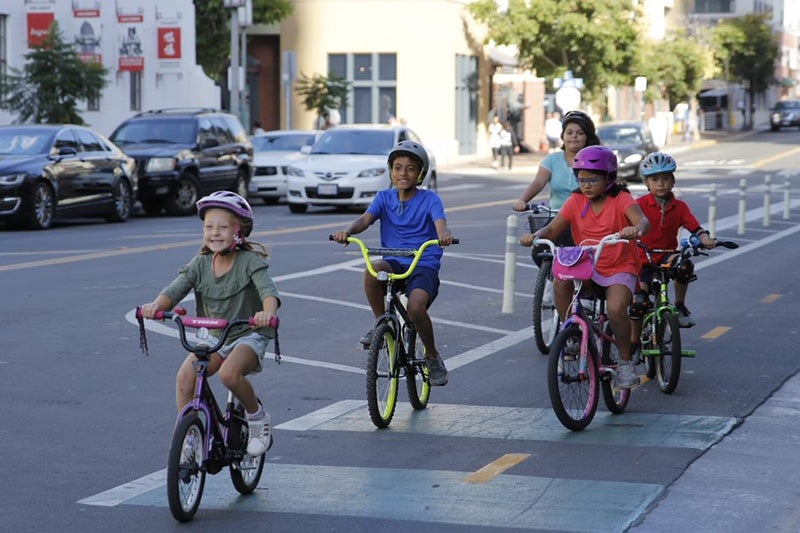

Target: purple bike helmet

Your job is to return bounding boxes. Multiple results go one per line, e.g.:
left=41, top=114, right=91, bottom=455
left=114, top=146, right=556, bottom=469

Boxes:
left=573, top=145, right=618, bottom=177
left=196, top=191, right=254, bottom=237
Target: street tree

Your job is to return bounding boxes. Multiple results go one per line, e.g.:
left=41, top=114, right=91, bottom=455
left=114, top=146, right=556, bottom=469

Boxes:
left=638, top=32, right=708, bottom=108
left=194, top=0, right=293, bottom=81
left=294, top=72, right=350, bottom=129
left=713, top=13, right=779, bottom=120
left=0, top=21, right=107, bottom=124
left=468, top=0, right=641, bottom=104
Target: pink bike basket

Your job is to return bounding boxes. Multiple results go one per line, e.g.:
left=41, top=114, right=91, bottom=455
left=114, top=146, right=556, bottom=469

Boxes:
left=552, top=246, right=594, bottom=281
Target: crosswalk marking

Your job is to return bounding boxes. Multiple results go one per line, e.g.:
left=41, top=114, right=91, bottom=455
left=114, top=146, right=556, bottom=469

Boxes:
left=275, top=401, right=736, bottom=450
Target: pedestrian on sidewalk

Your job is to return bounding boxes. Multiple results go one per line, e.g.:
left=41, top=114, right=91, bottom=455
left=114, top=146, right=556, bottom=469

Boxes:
left=499, top=122, right=515, bottom=170
left=545, top=112, right=562, bottom=153
left=488, top=115, right=503, bottom=169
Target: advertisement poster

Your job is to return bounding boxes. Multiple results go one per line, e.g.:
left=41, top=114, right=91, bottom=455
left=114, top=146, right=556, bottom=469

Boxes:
left=26, top=0, right=55, bottom=49
left=72, top=1, right=102, bottom=63
left=157, top=26, right=182, bottom=70
left=117, top=5, right=145, bottom=71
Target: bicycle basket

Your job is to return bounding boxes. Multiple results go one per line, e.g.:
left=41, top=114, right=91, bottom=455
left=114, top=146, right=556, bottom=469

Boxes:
left=527, top=212, right=553, bottom=233
left=552, top=246, right=595, bottom=281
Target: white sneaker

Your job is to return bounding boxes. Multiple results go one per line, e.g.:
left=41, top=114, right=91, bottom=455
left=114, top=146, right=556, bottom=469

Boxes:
left=616, top=360, right=639, bottom=390
left=246, top=412, right=271, bottom=457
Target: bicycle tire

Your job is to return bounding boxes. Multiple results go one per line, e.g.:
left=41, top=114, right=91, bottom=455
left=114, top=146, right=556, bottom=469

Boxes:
left=600, top=322, right=631, bottom=414
left=654, top=311, right=682, bottom=394
left=228, top=402, right=266, bottom=495
left=366, top=322, right=400, bottom=428
left=167, top=414, right=206, bottom=522
left=406, top=332, right=430, bottom=410
left=532, top=260, right=560, bottom=354
left=548, top=325, right=599, bottom=431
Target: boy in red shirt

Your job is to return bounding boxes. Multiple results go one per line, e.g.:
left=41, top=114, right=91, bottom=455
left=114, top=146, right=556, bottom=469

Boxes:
left=632, top=152, right=715, bottom=348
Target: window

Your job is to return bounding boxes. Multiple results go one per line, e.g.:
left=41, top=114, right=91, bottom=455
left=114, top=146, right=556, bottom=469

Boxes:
left=693, top=0, right=734, bottom=14
left=87, top=90, right=100, bottom=111
left=54, top=129, right=80, bottom=154
left=74, top=129, right=104, bottom=152
left=130, top=72, right=142, bottom=111
left=0, top=16, right=6, bottom=97
left=328, top=53, right=397, bottom=124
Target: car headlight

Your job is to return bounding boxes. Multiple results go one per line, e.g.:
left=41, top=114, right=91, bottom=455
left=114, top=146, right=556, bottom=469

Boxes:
left=0, top=173, right=26, bottom=185
left=286, top=166, right=305, bottom=177
left=623, top=153, right=644, bottom=165
left=145, top=157, right=176, bottom=173
left=357, top=167, right=387, bottom=178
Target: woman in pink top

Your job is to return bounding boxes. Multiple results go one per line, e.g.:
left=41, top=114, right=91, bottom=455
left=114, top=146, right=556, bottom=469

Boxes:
left=520, top=146, right=649, bottom=389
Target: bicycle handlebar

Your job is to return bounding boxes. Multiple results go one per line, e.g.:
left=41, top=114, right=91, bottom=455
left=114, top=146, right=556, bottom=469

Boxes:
left=533, top=233, right=628, bottom=266
left=516, top=202, right=558, bottom=216
left=637, top=236, right=738, bottom=265
left=329, top=235, right=459, bottom=281
left=136, top=306, right=279, bottom=357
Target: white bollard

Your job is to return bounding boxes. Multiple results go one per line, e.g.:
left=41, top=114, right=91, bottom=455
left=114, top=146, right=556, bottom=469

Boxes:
left=708, top=183, right=717, bottom=237
left=502, top=215, right=517, bottom=314
left=738, top=178, right=747, bottom=235
left=763, top=175, right=771, bottom=227
left=785, top=177, right=792, bottom=220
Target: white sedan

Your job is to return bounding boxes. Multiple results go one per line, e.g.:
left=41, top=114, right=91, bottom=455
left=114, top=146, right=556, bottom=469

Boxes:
left=285, top=124, right=437, bottom=213
left=248, top=130, right=321, bottom=203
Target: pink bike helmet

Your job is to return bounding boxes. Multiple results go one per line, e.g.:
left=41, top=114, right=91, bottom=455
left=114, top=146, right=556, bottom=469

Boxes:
left=573, top=145, right=618, bottom=177
left=196, top=191, right=254, bottom=236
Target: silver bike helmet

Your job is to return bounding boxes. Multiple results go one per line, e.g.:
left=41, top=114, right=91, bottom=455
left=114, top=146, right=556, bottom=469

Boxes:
left=388, top=140, right=430, bottom=185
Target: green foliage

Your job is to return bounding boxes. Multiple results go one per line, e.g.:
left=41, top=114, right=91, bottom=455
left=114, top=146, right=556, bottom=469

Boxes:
left=0, top=21, right=107, bottom=124
left=713, top=13, right=778, bottom=94
left=638, top=33, right=708, bottom=108
left=194, top=0, right=293, bottom=81
left=294, top=72, right=351, bottom=121
left=468, top=0, right=641, bottom=103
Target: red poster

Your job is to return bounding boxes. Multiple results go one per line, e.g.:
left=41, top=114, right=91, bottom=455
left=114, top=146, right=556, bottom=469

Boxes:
left=157, top=27, right=181, bottom=60
left=27, top=12, right=55, bottom=47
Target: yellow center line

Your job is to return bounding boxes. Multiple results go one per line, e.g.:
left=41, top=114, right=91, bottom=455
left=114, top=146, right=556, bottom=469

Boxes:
left=702, top=326, right=731, bottom=340
left=761, top=294, right=782, bottom=304
left=751, top=146, right=800, bottom=168
left=463, top=453, right=530, bottom=484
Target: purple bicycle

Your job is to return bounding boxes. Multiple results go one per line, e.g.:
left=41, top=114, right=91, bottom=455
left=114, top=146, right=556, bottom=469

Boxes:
left=136, top=306, right=279, bottom=522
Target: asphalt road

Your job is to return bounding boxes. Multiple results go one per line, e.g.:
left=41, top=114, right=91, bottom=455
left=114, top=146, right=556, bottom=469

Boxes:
left=2, top=129, right=800, bottom=532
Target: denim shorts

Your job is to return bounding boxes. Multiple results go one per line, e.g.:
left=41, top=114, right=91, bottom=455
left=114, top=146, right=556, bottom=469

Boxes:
left=385, top=259, right=440, bottom=305
left=207, top=331, right=270, bottom=373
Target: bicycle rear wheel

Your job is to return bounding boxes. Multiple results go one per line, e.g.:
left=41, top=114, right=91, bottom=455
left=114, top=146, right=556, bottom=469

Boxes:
left=366, top=322, right=400, bottom=428
left=600, top=322, right=631, bottom=414
left=406, top=332, right=430, bottom=410
left=532, top=260, right=560, bottom=354
left=228, top=401, right=266, bottom=495
left=167, top=414, right=206, bottom=522
left=548, top=325, right=599, bottom=431
left=653, top=311, right=682, bottom=394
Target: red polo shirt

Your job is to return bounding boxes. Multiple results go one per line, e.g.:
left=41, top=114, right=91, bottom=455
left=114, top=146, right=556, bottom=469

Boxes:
left=636, top=193, right=702, bottom=263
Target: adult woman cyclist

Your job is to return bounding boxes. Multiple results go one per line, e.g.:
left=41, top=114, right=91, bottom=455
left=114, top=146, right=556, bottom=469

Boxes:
left=512, top=110, right=601, bottom=213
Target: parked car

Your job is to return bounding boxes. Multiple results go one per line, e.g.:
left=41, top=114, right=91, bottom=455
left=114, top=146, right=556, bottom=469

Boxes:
left=0, top=125, right=136, bottom=230
left=596, top=121, right=658, bottom=182
left=285, top=124, right=437, bottom=213
left=249, top=129, right=322, bottom=204
left=109, top=108, right=253, bottom=216
left=769, top=100, right=800, bottom=131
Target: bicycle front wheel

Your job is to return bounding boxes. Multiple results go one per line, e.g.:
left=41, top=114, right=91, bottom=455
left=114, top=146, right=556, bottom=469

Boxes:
left=532, top=260, right=560, bottom=354
left=600, top=322, right=631, bottom=414
left=548, top=325, right=599, bottom=431
left=406, top=333, right=430, bottom=410
left=167, top=414, right=206, bottom=522
left=366, top=322, right=400, bottom=428
left=654, top=311, right=682, bottom=394
left=228, top=402, right=265, bottom=495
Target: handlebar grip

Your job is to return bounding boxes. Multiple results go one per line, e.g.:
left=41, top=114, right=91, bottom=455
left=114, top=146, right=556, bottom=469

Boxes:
left=328, top=234, right=335, bottom=241
left=248, top=316, right=280, bottom=329
left=716, top=240, right=739, bottom=250
left=450, top=238, right=460, bottom=245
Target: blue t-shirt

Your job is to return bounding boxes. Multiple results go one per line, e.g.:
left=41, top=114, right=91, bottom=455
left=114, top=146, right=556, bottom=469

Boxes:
left=540, top=151, right=578, bottom=210
left=366, top=188, right=446, bottom=270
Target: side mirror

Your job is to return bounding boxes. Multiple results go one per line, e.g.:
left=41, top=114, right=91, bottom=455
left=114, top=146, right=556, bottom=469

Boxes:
left=300, top=145, right=312, bottom=154
left=57, top=146, right=78, bottom=156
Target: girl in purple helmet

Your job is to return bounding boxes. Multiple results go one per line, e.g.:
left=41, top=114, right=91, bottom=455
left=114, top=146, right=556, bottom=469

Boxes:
left=139, top=190, right=280, bottom=456
left=520, top=145, right=650, bottom=389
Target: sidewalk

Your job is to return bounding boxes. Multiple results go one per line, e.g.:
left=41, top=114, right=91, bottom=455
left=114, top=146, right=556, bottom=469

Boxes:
left=439, top=128, right=759, bottom=178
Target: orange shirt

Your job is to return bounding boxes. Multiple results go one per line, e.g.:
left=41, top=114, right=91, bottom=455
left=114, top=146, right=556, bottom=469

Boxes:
left=559, top=191, right=641, bottom=277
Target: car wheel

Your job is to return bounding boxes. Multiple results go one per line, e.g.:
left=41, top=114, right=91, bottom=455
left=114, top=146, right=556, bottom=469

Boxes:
left=289, top=203, right=308, bottom=214
left=165, top=174, right=199, bottom=216
left=24, top=182, right=55, bottom=230
left=106, top=180, right=132, bottom=222
left=232, top=169, right=249, bottom=199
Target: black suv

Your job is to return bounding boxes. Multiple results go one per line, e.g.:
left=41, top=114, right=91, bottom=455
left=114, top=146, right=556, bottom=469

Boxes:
left=769, top=100, right=800, bottom=131
left=109, top=108, right=253, bottom=215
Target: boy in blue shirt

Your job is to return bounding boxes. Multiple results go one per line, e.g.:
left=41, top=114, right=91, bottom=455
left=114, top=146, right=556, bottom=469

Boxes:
left=331, top=141, right=454, bottom=386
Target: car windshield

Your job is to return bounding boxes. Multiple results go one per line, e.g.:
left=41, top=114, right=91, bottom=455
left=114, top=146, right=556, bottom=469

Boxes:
left=310, top=129, right=394, bottom=155
left=0, top=130, right=54, bottom=155
left=111, top=118, right=197, bottom=145
left=775, top=101, right=800, bottom=110
left=598, top=126, right=642, bottom=144
left=253, top=133, right=316, bottom=152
